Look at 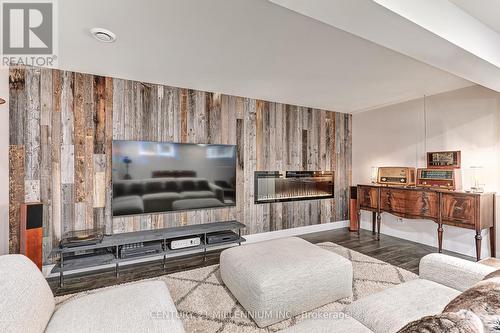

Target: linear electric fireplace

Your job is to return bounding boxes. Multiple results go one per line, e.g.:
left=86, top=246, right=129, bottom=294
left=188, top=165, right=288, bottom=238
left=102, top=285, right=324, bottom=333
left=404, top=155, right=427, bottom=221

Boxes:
left=254, top=171, right=334, bottom=203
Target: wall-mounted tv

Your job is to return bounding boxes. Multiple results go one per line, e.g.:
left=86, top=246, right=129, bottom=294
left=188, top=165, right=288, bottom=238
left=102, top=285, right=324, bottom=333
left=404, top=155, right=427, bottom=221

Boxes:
left=112, top=140, right=237, bottom=217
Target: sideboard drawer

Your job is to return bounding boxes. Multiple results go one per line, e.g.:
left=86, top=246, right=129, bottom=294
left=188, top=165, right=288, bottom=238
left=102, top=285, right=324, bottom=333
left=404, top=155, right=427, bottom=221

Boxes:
left=380, top=188, right=404, bottom=214
left=441, top=194, right=475, bottom=225
left=380, top=188, right=438, bottom=219
left=358, top=186, right=378, bottom=209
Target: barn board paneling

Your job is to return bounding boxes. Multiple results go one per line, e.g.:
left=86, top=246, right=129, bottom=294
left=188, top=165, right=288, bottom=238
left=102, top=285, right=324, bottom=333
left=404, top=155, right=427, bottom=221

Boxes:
left=9, top=66, right=352, bottom=263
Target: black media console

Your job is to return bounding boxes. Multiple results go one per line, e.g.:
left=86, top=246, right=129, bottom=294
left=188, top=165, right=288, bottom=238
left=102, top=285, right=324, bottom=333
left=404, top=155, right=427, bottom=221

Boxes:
left=51, top=221, right=245, bottom=287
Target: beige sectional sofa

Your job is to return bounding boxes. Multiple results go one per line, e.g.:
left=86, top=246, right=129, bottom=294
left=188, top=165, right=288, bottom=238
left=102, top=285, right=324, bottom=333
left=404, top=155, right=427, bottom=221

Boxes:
left=0, top=255, right=185, bottom=333
left=283, top=253, right=496, bottom=333
left=2, top=246, right=494, bottom=333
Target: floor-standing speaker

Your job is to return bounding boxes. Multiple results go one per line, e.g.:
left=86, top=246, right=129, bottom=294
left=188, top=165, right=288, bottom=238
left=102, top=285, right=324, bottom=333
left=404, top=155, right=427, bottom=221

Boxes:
left=349, top=186, right=358, bottom=232
left=20, top=203, right=43, bottom=269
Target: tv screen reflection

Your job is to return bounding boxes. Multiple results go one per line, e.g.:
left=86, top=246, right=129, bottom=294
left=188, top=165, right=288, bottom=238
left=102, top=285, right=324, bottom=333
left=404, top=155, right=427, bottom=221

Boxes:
left=112, top=141, right=237, bottom=216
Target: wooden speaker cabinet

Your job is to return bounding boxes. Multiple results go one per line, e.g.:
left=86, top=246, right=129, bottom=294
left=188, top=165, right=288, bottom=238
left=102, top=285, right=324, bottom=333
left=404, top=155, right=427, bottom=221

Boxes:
left=20, top=203, right=43, bottom=269
left=349, top=186, right=358, bottom=232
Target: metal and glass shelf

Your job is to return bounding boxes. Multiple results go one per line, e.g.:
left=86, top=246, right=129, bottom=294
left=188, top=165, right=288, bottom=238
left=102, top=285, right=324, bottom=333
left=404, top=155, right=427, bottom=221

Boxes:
left=51, top=221, right=245, bottom=287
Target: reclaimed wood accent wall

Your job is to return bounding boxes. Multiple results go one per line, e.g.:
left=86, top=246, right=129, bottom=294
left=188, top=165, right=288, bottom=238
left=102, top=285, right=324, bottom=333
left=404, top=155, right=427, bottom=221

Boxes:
left=9, top=66, right=352, bottom=263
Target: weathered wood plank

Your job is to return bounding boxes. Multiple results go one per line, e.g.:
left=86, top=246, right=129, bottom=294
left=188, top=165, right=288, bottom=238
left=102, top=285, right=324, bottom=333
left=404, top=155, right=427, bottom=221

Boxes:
left=262, top=102, right=270, bottom=169
left=220, top=95, right=230, bottom=144
left=244, top=98, right=257, bottom=234
left=112, top=79, right=124, bottom=140
left=104, top=77, right=113, bottom=234
left=85, top=135, right=94, bottom=229
left=274, top=103, right=284, bottom=171
left=74, top=202, right=86, bottom=231
left=255, top=100, right=263, bottom=171
left=61, top=71, right=74, bottom=145
left=61, top=184, right=74, bottom=234
left=208, top=93, right=221, bottom=144
left=40, top=122, right=52, bottom=261
left=61, top=144, right=74, bottom=184
left=74, top=73, right=86, bottom=202
left=24, top=179, right=40, bottom=202
left=94, top=76, right=106, bottom=154
left=51, top=70, right=62, bottom=245
left=93, top=170, right=105, bottom=208
left=25, top=67, right=41, bottom=181
left=180, top=88, right=188, bottom=142
left=235, top=118, right=244, bottom=225
left=83, top=74, right=94, bottom=136
left=9, top=145, right=25, bottom=254
left=164, top=87, right=176, bottom=142
left=40, top=69, right=52, bottom=126
left=301, top=129, right=308, bottom=170
left=9, top=68, right=26, bottom=145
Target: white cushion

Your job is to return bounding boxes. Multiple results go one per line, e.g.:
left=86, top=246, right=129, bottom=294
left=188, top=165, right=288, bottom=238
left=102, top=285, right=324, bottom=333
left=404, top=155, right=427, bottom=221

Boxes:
left=281, top=317, right=372, bottom=333
left=46, top=281, right=185, bottom=333
left=419, top=253, right=496, bottom=291
left=220, top=237, right=353, bottom=327
left=344, top=279, right=460, bottom=333
left=0, top=254, right=55, bottom=333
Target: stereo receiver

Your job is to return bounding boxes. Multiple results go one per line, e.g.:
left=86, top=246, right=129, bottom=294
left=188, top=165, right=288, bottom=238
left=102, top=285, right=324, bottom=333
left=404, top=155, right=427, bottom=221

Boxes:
left=120, top=242, right=163, bottom=259
left=169, top=237, right=201, bottom=250
left=206, top=231, right=240, bottom=245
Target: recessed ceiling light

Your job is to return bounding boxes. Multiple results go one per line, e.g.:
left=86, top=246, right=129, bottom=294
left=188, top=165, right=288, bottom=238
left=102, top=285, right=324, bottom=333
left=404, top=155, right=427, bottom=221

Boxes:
left=90, top=28, right=116, bottom=43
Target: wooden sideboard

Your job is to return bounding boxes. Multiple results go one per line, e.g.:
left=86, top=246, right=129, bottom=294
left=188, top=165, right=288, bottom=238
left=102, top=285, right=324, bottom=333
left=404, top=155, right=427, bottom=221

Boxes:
left=356, top=185, right=496, bottom=261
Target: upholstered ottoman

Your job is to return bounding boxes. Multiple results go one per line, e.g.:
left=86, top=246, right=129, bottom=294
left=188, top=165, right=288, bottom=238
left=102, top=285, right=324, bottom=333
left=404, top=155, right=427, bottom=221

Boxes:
left=220, top=237, right=353, bottom=327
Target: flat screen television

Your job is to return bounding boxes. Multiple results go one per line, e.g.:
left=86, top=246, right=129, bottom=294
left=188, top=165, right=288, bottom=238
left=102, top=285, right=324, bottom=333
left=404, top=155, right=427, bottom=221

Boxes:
left=112, top=140, right=237, bottom=216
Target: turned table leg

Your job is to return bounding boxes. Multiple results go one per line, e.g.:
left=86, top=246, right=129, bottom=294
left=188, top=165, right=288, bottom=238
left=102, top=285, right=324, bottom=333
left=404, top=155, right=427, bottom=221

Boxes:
left=437, top=223, right=443, bottom=253
left=376, top=213, right=381, bottom=241
left=357, top=210, right=361, bottom=236
left=475, top=231, right=482, bottom=261
left=490, top=225, right=496, bottom=258
left=372, top=212, right=376, bottom=235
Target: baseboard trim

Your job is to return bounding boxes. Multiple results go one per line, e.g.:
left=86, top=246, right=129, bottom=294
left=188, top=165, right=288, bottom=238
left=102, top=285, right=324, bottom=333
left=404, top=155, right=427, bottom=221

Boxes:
left=43, top=220, right=349, bottom=278
left=244, top=220, right=350, bottom=244
left=359, top=218, right=498, bottom=258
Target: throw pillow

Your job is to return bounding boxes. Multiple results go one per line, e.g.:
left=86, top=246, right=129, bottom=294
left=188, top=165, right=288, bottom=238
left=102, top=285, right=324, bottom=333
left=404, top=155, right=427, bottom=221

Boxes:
left=397, top=310, right=483, bottom=333
left=444, top=276, right=500, bottom=332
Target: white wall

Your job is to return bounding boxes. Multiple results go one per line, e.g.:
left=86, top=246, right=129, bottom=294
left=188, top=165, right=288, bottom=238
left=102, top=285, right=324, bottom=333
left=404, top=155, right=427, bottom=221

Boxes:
left=0, top=68, right=9, bottom=255
left=353, top=85, right=500, bottom=258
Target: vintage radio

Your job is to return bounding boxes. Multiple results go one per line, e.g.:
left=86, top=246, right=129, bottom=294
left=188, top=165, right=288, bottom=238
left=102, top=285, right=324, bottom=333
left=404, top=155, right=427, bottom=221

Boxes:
left=377, top=167, right=416, bottom=186
left=427, top=151, right=461, bottom=169
left=416, top=168, right=462, bottom=190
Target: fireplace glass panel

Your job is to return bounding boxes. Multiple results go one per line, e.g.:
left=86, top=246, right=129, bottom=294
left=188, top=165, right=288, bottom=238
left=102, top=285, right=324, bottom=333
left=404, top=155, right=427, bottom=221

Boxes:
left=254, top=171, right=334, bottom=203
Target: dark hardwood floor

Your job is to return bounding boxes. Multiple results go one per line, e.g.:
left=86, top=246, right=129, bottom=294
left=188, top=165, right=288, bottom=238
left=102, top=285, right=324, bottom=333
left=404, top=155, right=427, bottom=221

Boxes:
left=47, top=228, right=474, bottom=296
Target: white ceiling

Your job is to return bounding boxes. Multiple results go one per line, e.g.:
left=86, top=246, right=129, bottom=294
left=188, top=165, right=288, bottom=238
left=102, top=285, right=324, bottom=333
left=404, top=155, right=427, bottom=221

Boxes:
left=270, top=0, right=500, bottom=95
left=56, top=0, right=473, bottom=113
left=450, top=0, right=500, bottom=35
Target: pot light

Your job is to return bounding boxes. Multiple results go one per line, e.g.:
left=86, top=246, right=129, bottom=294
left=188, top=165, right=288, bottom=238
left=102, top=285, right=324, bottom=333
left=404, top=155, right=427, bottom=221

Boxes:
left=90, top=28, right=116, bottom=43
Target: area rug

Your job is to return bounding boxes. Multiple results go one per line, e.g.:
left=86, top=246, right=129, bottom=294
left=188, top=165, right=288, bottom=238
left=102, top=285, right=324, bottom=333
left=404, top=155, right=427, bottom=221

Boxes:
left=55, top=242, right=418, bottom=332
